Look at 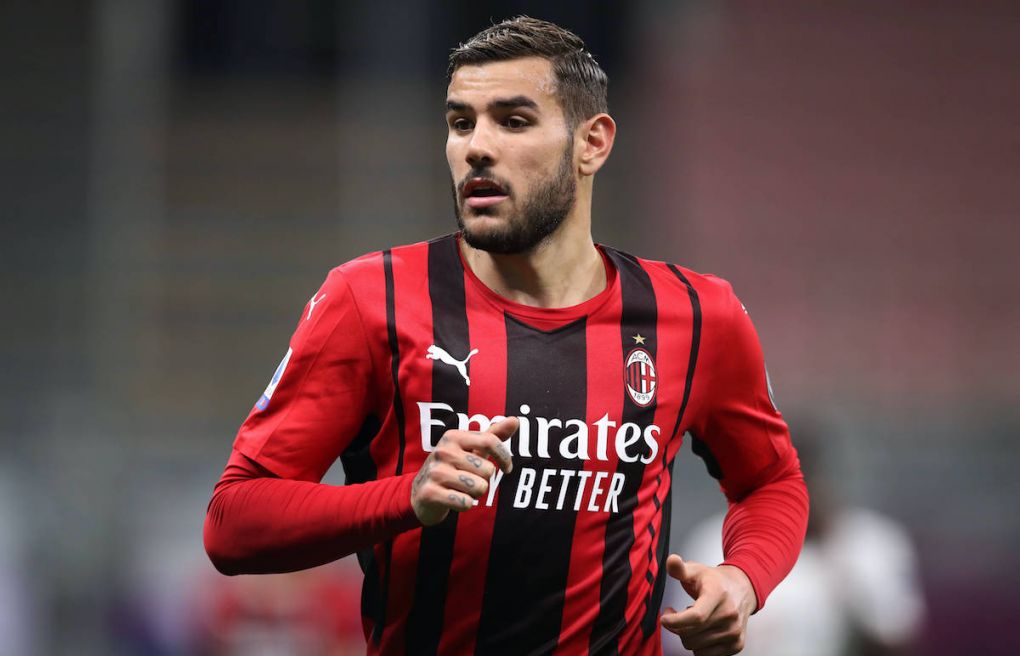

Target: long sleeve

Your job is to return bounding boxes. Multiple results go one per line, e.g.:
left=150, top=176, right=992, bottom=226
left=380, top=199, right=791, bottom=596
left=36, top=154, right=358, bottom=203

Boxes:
left=719, top=462, right=808, bottom=611
left=204, top=263, right=417, bottom=575
left=204, top=450, right=420, bottom=575
left=685, top=274, right=810, bottom=610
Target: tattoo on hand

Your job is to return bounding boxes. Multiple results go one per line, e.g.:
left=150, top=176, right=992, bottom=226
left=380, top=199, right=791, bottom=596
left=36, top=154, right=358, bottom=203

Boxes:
left=458, top=474, right=475, bottom=488
left=466, top=454, right=483, bottom=469
left=448, top=493, right=469, bottom=510
left=413, top=460, right=433, bottom=494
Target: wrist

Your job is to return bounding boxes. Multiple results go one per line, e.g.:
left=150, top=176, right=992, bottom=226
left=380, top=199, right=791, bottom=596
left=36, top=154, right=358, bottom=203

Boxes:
left=718, top=564, right=758, bottom=615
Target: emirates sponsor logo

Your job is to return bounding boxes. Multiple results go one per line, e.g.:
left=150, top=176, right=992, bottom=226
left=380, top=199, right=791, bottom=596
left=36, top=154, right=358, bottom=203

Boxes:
left=417, top=402, right=661, bottom=514
left=417, top=402, right=660, bottom=464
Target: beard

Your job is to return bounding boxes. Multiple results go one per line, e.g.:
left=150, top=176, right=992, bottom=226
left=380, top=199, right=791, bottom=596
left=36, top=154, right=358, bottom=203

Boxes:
left=452, top=139, right=576, bottom=255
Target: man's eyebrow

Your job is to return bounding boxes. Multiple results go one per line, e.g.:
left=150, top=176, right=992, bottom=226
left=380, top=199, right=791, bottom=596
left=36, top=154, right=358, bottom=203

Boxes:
left=445, top=96, right=540, bottom=113
left=488, top=96, right=539, bottom=111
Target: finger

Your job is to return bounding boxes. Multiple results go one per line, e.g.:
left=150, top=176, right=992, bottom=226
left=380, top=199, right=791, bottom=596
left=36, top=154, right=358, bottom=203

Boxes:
left=666, top=554, right=699, bottom=583
left=682, top=624, right=741, bottom=652
left=662, top=589, right=723, bottom=635
left=435, top=465, right=489, bottom=499
left=483, top=417, right=518, bottom=473
left=660, top=608, right=683, bottom=635
left=439, top=432, right=506, bottom=476
left=446, top=419, right=517, bottom=473
left=692, top=641, right=744, bottom=656
left=415, top=477, right=475, bottom=517
left=459, top=451, right=496, bottom=479
left=666, top=554, right=704, bottom=597
left=488, top=416, right=520, bottom=440
left=432, top=437, right=496, bottom=479
left=442, top=490, right=474, bottom=513
left=666, top=554, right=685, bottom=580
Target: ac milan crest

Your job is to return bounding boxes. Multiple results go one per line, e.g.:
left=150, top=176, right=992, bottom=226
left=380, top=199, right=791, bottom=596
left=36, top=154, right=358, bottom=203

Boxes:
left=625, top=348, right=657, bottom=407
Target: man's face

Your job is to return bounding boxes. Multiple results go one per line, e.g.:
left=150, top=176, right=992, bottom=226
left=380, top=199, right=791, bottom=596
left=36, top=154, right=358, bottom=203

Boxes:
left=446, top=57, right=577, bottom=254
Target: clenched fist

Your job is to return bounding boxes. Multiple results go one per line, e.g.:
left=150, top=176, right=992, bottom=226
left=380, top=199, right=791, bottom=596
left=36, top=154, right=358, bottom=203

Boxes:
left=411, top=417, right=518, bottom=526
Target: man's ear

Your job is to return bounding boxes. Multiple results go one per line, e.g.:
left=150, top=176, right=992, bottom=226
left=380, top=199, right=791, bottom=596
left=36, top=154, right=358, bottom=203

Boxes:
left=577, top=113, right=616, bottom=176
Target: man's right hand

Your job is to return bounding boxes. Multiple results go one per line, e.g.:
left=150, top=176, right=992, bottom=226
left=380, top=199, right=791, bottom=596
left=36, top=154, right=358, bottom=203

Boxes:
left=411, top=417, right=518, bottom=526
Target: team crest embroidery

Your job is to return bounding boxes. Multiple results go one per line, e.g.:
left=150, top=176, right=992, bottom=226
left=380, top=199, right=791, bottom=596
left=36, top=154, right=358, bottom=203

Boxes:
left=625, top=347, right=657, bottom=407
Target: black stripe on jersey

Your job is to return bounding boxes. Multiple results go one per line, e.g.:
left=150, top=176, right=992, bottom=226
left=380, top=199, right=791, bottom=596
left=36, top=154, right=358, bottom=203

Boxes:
left=371, top=250, right=406, bottom=646
left=341, top=416, right=383, bottom=638
left=638, top=264, right=703, bottom=635
left=591, top=249, right=659, bottom=655
left=665, top=264, right=702, bottom=445
left=405, top=235, right=471, bottom=655
left=628, top=265, right=701, bottom=632
left=340, top=414, right=382, bottom=485
left=641, top=476, right=673, bottom=636
left=384, top=250, right=407, bottom=477
left=475, top=314, right=588, bottom=655
left=663, top=265, right=720, bottom=480
left=359, top=549, right=384, bottom=642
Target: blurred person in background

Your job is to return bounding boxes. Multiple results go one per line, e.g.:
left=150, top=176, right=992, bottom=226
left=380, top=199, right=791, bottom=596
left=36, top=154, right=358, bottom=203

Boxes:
left=663, top=420, right=924, bottom=656
left=203, top=16, right=808, bottom=655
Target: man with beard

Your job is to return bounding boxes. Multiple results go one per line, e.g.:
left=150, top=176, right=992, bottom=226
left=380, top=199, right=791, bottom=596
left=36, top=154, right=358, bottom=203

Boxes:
left=204, top=17, right=808, bottom=656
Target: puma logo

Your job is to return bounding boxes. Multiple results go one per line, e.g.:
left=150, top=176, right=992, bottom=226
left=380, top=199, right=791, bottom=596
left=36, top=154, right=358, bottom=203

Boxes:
left=426, top=344, right=479, bottom=386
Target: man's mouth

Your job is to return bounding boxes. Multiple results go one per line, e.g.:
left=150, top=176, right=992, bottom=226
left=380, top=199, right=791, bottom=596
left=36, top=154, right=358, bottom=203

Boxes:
left=462, top=177, right=509, bottom=209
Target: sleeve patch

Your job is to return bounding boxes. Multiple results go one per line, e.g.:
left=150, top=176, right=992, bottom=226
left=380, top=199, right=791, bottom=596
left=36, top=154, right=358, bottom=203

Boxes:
left=255, top=347, right=293, bottom=411
left=765, top=363, right=779, bottom=412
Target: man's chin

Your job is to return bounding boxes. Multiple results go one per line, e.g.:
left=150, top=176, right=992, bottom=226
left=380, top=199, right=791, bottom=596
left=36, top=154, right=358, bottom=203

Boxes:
left=459, top=211, right=506, bottom=239
left=460, top=222, right=525, bottom=255
left=462, top=226, right=507, bottom=252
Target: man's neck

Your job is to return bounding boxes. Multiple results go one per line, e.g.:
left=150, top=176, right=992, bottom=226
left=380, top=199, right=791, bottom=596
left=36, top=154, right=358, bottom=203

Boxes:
left=459, top=219, right=607, bottom=309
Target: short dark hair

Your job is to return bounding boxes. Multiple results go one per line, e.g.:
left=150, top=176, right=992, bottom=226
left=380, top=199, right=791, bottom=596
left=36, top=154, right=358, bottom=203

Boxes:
left=448, top=16, right=609, bottom=130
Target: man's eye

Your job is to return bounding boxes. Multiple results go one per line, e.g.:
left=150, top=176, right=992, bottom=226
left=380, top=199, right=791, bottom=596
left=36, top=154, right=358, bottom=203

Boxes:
left=505, top=116, right=529, bottom=129
left=451, top=118, right=472, bottom=131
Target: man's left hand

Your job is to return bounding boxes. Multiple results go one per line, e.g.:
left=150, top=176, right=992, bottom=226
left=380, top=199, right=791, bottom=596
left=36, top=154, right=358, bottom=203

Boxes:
left=660, top=555, right=757, bottom=656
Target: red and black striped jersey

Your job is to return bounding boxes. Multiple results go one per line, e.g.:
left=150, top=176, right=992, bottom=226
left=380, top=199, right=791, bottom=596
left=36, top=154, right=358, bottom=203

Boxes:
left=228, top=233, right=805, bottom=655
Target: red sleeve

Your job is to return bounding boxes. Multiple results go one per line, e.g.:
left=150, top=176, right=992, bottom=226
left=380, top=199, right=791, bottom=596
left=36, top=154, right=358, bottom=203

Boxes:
left=686, top=277, right=809, bottom=610
left=204, top=266, right=421, bottom=575
left=231, top=267, right=378, bottom=482
left=204, top=450, right=420, bottom=574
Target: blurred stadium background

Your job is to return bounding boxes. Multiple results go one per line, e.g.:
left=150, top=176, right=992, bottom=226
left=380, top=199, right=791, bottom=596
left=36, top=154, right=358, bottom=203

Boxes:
left=2, top=1, right=1018, bottom=654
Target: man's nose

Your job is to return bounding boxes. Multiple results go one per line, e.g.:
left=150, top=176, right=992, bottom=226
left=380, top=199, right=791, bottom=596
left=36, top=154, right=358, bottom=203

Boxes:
left=466, top=121, right=497, bottom=168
